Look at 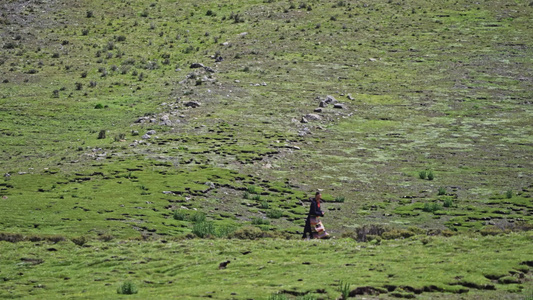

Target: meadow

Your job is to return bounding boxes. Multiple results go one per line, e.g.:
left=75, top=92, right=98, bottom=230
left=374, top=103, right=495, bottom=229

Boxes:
left=0, top=0, right=531, bottom=298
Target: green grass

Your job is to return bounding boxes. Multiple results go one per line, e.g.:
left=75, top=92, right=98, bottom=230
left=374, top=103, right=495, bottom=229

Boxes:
left=0, top=0, right=532, bottom=298
left=0, top=233, right=531, bottom=299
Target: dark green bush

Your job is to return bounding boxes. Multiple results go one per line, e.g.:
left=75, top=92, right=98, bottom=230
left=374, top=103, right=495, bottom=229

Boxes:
left=438, top=187, right=446, bottom=195
left=334, top=196, right=345, bottom=203
left=192, top=221, right=215, bottom=238
left=173, top=209, right=187, bottom=221
left=117, top=281, right=138, bottom=294
left=266, top=209, right=283, bottom=219
left=189, top=211, right=206, bottom=223
left=251, top=217, right=270, bottom=225
left=443, top=197, right=453, bottom=208
left=247, top=185, right=257, bottom=194
left=423, top=202, right=441, bottom=213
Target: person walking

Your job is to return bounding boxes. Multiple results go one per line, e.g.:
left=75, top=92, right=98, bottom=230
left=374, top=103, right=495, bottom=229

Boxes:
left=302, top=191, right=330, bottom=239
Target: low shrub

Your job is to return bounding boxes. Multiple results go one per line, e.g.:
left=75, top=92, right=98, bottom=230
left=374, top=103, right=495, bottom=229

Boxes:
left=443, top=197, right=453, bottom=208
left=173, top=209, right=187, bottom=221
left=423, top=202, right=441, bottom=213
left=251, top=217, right=270, bottom=225
left=117, top=281, right=138, bottom=295
left=192, top=221, right=215, bottom=238
left=334, top=196, right=345, bottom=203
left=353, top=224, right=389, bottom=242
left=419, top=170, right=427, bottom=179
left=260, top=200, right=269, bottom=209
left=427, top=170, right=434, bottom=180
left=506, top=190, right=513, bottom=199
left=189, top=211, right=206, bottom=223
left=230, top=226, right=265, bottom=240
left=71, top=236, right=87, bottom=246
left=266, top=209, right=283, bottom=219
left=215, top=225, right=237, bottom=238
left=247, top=185, right=257, bottom=194
left=438, top=187, right=446, bottom=195
left=382, top=229, right=415, bottom=240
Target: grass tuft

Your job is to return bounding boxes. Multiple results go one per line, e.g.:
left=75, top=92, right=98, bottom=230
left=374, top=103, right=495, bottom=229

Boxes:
left=117, top=281, right=138, bottom=295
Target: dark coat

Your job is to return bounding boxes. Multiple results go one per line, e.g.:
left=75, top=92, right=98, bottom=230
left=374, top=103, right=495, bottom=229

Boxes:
left=302, top=198, right=324, bottom=238
left=307, top=198, right=324, bottom=217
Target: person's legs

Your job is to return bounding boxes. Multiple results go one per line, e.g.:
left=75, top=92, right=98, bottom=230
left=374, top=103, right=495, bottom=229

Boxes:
left=302, top=217, right=311, bottom=239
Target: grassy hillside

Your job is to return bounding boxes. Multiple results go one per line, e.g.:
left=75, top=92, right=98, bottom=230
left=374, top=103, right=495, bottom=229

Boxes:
left=0, top=0, right=532, bottom=298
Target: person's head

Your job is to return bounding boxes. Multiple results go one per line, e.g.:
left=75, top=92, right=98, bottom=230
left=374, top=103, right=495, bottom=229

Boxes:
left=315, top=191, right=321, bottom=201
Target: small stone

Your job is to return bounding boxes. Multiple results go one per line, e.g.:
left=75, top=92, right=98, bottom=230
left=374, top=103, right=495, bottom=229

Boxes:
left=184, top=101, right=201, bottom=108
left=190, top=63, right=204, bottom=68
left=305, top=113, right=321, bottom=121
left=325, top=95, right=337, bottom=103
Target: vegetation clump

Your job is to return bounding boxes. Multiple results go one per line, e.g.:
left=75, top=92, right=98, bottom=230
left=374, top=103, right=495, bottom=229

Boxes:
left=117, top=281, right=138, bottom=295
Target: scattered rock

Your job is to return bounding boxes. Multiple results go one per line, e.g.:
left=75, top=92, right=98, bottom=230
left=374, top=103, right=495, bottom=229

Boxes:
left=304, top=114, right=321, bottom=121
left=333, top=103, right=346, bottom=109
left=314, top=108, right=323, bottom=113
left=300, top=117, right=308, bottom=123
left=190, top=63, right=205, bottom=68
left=347, top=94, right=355, bottom=100
left=325, top=95, right=337, bottom=104
left=184, top=101, right=201, bottom=108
